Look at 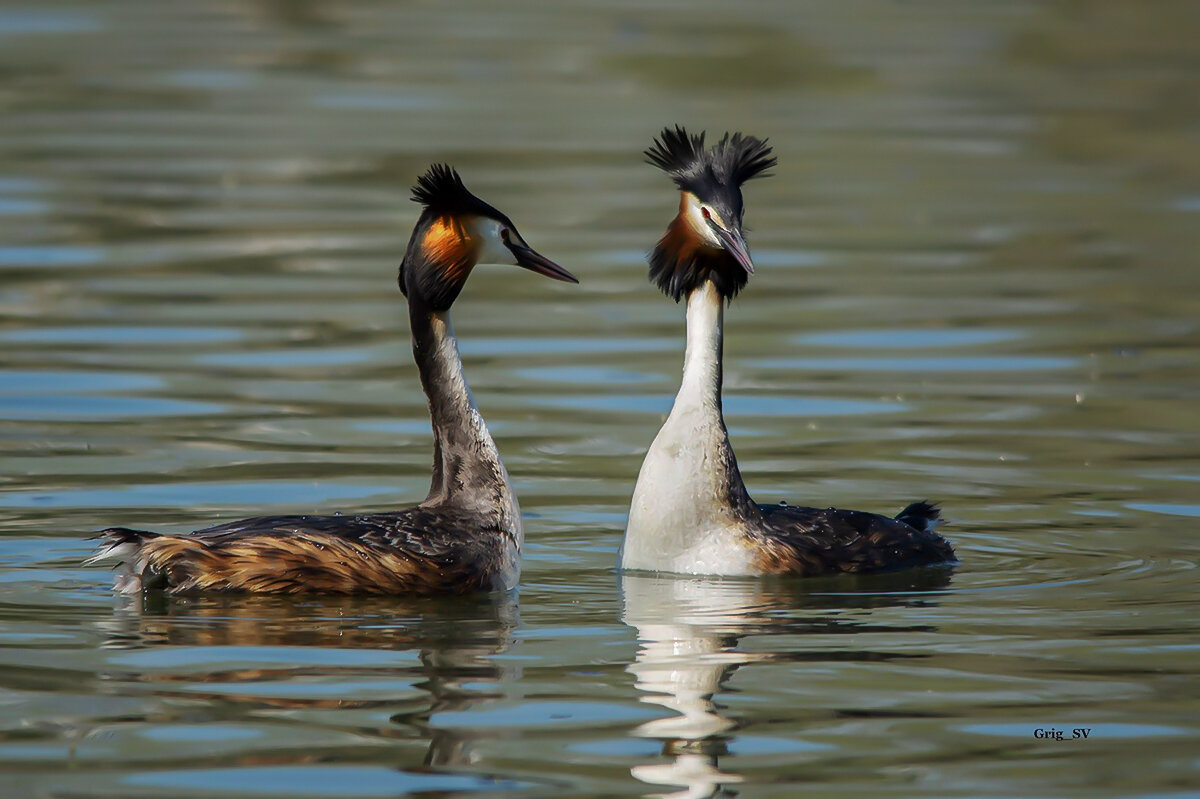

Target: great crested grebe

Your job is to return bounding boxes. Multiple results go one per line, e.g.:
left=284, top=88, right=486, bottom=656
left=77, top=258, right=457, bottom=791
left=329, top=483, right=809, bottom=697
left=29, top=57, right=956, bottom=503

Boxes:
left=91, top=164, right=577, bottom=595
left=620, top=126, right=955, bottom=577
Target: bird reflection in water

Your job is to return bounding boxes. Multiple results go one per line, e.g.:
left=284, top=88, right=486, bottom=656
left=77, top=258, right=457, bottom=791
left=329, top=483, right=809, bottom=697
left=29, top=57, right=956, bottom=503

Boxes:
left=621, top=569, right=953, bottom=798
left=97, top=591, right=519, bottom=774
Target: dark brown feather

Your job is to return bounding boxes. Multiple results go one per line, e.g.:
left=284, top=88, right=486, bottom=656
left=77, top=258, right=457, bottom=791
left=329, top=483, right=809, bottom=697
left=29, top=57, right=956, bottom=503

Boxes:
left=99, top=507, right=517, bottom=595
left=649, top=210, right=748, bottom=302
left=749, top=503, right=955, bottom=576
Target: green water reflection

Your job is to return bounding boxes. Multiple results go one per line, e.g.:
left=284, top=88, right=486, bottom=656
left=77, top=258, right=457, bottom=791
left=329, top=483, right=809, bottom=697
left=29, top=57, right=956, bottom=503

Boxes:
left=1, top=1, right=1198, bottom=797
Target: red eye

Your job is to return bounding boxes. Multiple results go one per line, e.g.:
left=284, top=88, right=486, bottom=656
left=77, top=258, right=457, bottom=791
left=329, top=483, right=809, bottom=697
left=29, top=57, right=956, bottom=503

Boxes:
left=500, top=228, right=510, bottom=243
left=701, top=207, right=712, bottom=220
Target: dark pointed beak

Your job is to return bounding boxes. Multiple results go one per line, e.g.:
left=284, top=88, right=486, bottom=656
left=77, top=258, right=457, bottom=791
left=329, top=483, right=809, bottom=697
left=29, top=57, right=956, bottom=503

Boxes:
left=509, top=243, right=579, bottom=284
left=714, top=225, right=755, bottom=275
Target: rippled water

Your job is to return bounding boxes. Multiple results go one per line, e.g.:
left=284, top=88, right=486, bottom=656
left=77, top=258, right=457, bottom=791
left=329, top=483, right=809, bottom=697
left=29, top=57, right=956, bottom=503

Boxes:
left=2, top=2, right=1199, bottom=797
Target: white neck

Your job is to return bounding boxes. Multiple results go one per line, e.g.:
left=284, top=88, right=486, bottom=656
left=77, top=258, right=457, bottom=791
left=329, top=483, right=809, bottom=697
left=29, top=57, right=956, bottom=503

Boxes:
left=677, top=280, right=725, bottom=414
left=621, top=281, right=756, bottom=575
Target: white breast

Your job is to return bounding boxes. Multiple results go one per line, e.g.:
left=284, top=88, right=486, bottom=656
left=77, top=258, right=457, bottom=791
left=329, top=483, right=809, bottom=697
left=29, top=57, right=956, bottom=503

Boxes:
left=622, top=409, right=756, bottom=575
left=620, top=282, right=757, bottom=577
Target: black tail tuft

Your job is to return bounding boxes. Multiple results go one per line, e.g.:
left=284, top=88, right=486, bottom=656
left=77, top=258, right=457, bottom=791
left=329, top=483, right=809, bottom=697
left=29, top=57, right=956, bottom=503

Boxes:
left=95, top=526, right=156, bottom=546
left=896, top=501, right=942, bottom=533
left=88, top=527, right=163, bottom=593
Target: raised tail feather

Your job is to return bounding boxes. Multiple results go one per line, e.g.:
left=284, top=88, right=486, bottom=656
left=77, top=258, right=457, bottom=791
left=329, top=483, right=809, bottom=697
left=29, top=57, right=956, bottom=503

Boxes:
left=87, top=527, right=167, bottom=593
left=895, top=500, right=942, bottom=533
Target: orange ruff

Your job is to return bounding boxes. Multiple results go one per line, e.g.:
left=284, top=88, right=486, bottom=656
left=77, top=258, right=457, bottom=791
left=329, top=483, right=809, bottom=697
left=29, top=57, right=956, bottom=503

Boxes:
left=661, top=199, right=722, bottom=267
left=139, top=533, right=477, bottom=595
left=421, top=216, right=478, bottom=283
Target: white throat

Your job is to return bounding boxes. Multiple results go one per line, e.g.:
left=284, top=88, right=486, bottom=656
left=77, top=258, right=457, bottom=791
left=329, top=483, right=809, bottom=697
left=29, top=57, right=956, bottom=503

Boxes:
left=677, top=278, right=724, bottom=413
left=621, top=281, right=756, bottom=576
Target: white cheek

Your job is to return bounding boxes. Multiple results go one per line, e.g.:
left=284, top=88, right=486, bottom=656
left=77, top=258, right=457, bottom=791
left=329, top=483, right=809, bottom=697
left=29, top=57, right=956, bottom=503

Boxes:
left=682, top=196, right=723, bottom=247
left=473, top=218, right=517, bottom=265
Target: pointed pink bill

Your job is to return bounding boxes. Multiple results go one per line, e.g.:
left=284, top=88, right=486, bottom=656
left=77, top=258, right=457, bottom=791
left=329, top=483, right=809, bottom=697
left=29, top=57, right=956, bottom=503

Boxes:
left=714, top=226, right=755, bottom=274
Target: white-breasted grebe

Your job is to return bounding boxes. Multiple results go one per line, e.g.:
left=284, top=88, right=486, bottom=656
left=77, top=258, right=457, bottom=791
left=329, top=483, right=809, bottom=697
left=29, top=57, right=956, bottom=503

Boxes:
left=91, top=164, right=578, bottom=594
left=620, top=126, right=955, bottom=577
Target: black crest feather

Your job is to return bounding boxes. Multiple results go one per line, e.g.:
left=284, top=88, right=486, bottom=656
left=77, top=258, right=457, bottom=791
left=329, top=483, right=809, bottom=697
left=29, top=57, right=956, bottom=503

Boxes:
left=401, top=165, right=474, bottom=311
left=644, top=126, right=708, bottom=184
left=645, top=126, right=777, bottom=302
left=410, top=163, right=464, bottom=209
left=645, top=125, right=776, bottom=193
left=401, top=164, right=512, bottom=311
left=410, top=163, right=497, bottom=217
left=719, top=132, right=777, bottom=186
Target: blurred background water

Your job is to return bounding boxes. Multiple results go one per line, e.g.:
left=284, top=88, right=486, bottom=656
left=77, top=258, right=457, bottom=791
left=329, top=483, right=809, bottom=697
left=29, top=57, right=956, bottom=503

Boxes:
left=1, top=1, right=1199, bottom=797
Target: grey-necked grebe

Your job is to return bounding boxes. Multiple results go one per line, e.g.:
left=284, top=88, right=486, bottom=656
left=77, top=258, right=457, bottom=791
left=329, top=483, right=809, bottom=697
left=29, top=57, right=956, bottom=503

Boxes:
left=92, top=165, right=577, bottom=594
left=620, top=126, right=954, bottom=577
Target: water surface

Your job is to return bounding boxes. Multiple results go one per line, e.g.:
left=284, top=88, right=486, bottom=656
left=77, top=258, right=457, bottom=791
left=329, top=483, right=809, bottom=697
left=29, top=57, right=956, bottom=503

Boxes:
left=1, top=1, right=1198, bottom=797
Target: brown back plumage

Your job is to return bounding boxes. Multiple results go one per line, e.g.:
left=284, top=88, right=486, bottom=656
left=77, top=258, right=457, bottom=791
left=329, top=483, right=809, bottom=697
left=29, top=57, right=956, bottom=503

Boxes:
left=97, top=507, right=517, bottom=595
left=750, top=503, right=955, bottom=576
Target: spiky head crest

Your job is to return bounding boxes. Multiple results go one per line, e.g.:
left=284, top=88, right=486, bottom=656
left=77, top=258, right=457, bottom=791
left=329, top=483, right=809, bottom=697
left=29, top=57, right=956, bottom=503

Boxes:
left=410, top=163, right=507, bottom=220
left=399, top=164, right=576, bottom=312
left=645, top=126, right=776, bottom=204
left=645, top=126, right=776, bottom=302
left=400, top=165, right=505, bottom=310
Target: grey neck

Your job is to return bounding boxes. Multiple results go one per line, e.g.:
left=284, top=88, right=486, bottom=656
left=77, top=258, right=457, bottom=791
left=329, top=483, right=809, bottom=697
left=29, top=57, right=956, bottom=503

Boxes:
left=408, top=301, right=518, bottom=528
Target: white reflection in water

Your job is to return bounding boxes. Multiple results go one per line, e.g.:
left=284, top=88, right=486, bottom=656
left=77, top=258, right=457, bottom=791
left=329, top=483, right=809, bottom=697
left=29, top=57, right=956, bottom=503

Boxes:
left=621, top=575, right=766, bottom=799
left=620, top=571, right=954, bottom=798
